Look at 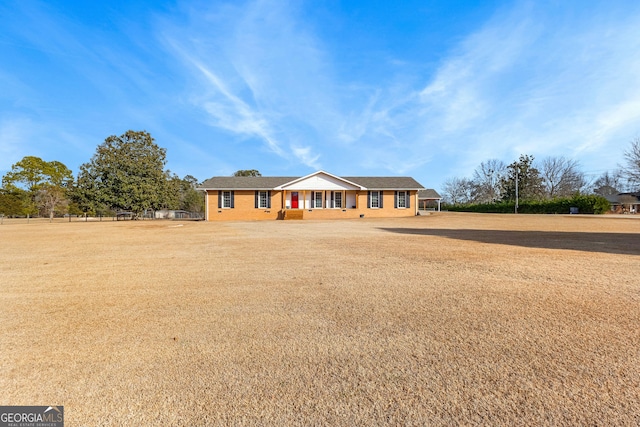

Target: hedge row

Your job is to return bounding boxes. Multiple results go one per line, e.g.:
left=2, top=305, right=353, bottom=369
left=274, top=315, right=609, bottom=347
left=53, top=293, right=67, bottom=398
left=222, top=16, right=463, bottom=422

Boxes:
left=446, top=195, right=610, bottom=214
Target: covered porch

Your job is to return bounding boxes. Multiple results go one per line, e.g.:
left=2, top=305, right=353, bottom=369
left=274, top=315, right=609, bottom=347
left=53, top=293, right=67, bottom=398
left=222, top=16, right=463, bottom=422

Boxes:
left=276, top=172, right=365, bottom=213
left=281, top=189, right=361, bottom=210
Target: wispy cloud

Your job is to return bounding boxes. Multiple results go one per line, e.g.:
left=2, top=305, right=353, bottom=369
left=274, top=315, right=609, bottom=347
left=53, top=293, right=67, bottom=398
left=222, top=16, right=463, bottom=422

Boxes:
left=4, top=0, right=640, bottom=188
left=291, top=145, right=320, bottom=169
left=414, top=2, right=640, bottom=180
left=194, top=56, right=284, bottom=156
left=158, top=0, right=333, bottom=169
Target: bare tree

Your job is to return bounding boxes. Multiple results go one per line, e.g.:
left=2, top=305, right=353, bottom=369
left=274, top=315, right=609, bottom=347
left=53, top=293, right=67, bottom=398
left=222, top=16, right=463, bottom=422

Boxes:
left=36, top=185, right=68, bottom=222
left=622, top=137, right=640, bottom=189
left=441, top=177, right=474, bottom=205
left=539, top=156, right=586, bottom=198
left=592, top=171, right=622, bottom=196
left=471, top=159, right=506, bottom=203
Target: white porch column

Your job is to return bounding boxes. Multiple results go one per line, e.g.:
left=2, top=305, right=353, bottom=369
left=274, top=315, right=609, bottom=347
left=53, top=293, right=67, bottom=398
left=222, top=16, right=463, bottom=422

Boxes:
left=204, top=191, right=209, bottom=220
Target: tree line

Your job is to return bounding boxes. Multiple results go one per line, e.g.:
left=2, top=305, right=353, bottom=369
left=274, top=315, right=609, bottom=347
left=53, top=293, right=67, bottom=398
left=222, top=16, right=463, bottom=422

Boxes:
left=0, top=130, right=204, bottom=220
left=441, top=138, right=640, bottom=207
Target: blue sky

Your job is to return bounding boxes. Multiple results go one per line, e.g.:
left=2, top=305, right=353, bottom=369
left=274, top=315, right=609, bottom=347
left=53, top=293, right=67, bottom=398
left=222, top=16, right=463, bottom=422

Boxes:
left=2, top=0, right=640, bottom=192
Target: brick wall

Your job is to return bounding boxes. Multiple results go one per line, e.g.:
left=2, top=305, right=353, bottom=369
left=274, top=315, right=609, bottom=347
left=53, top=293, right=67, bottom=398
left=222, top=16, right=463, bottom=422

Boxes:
left=205, top=190, right=418, bottom=221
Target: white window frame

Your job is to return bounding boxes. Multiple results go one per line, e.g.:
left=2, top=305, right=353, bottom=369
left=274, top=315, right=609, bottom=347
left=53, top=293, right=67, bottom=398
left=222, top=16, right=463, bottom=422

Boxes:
left=314, top=191, right=323, bottom=209
left=258, top=191, right=268, bottom=208
left=334, top=192, right=342, bottom=209
left=222, top=191, right=232, bottom=208
left=397, top=191, right=407, bottom=208
left=370, top=191, right=380, bottom=208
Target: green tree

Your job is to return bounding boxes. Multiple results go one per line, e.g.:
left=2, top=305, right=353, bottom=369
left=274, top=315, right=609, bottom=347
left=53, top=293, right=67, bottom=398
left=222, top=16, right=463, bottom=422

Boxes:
left=0, top=188, right=26, bottom=217
left=72, top=163, right=100, bottom=215
left=500, top=155, right=544, bottom=202
left=2, top=156, right=73, bottom=220
left=233, top=169, right=261, bottom=177
left=76, top=130, right=168, bottom=218
left=2, top=156, right=73, bottom=191
left=180, top=175, right=204, bottom=213
left=160, top=173, right=205, bottom=213
left=158, top=175, right=204, bottom=213
left=161, top=173, right=183, bottom=210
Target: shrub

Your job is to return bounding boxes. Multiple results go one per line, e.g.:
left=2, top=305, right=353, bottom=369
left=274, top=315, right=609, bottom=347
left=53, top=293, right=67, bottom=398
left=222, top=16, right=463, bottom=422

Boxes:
left=445, top=195, right=610, bottom=214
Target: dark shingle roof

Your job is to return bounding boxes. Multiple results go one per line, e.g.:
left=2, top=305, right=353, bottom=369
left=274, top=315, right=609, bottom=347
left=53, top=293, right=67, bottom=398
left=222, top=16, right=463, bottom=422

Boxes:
left=199, top=177, right=297, bottom=190
left=604, top=194, right=619, bottom=204
left=418, top=189, right=442, bottom=199
left=198, top=175, right=425, bottom=190
left=342, top=177, right=424, bottom=190
left=606, top=192, right=640, bottom=204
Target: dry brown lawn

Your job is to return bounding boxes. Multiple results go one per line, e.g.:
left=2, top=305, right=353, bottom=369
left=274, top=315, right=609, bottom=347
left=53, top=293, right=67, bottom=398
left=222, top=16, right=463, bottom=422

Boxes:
left=1, top=213, right=639, bottom=426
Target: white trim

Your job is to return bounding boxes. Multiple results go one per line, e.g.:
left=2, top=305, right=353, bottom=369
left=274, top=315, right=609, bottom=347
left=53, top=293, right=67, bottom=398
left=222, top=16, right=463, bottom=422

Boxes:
left=258, top=190, right=269, bottom=208
left=198, top=187, right=275, bottom=191
left=370, top=190, right=380, bottom=209
left=221, top=191, right=232, bottom=208
left=312, top=191, right=323, bottom=209
left=334, top=191, right=343, bottom=209
left=274, top=170, right=366, bottom=191
left=397, top=190, right=407, bottom=209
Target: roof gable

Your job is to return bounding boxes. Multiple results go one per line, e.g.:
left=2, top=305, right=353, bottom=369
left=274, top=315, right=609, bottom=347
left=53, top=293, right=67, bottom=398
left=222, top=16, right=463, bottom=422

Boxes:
left=418, top=189, right=442, bottom=199
left=275, top=171, right=364, bottom=191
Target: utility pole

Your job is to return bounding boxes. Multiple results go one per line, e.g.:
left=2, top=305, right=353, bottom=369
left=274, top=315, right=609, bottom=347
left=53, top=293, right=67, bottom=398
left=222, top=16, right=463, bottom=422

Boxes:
left=489, top=169, right=494, bottom=202
left=515, top=166, right=519, bottom=214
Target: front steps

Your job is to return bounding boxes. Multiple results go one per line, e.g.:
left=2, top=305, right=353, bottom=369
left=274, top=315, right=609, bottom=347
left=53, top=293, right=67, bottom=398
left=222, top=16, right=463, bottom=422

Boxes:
left=281, top=209, right=304, bottom=220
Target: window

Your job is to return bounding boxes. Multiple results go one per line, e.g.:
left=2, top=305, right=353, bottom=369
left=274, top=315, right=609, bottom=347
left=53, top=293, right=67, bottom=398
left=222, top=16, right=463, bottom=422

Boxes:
left=254, top=191, right=271, bottom=208
left=397, top=191, right=406, bottom=208
left=370, top=191, right=379, bottom=208
left=334, top=192, right=342, bottom=208
left=314, top=191, right=323, bottom=209
left=222, top=191, right=232, bottom=208
left=368, top=191, right=384, bottom=208
left=394, top=191, right=410, bottom=209
left=218, top=191, right=234, bottom=208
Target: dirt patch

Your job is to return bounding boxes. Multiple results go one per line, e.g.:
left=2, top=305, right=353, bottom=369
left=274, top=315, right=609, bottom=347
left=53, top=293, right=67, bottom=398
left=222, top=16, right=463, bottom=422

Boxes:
left=1, top=213, right=639, bottom=425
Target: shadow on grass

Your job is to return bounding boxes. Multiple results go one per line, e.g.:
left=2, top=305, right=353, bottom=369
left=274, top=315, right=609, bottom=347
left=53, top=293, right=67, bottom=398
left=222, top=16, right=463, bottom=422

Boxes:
left=380, top=228, right=640, bottom=255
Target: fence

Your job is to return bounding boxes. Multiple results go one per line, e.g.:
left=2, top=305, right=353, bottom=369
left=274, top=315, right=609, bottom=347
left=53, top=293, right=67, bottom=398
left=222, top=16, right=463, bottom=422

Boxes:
left=0, top=211, right=204, bottom=224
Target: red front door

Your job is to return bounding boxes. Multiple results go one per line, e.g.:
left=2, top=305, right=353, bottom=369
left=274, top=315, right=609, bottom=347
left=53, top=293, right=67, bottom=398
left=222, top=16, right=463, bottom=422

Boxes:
left=291, top=192, right=299, bottom=209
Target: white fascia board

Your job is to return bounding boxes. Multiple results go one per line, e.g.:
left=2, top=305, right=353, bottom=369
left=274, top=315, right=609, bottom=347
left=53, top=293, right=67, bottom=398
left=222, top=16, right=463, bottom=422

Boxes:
left=197, top=187, right=275, bottom=191
left=274, top=170, right=366, bottom=190
left=367, top=188, right=426, bottom=191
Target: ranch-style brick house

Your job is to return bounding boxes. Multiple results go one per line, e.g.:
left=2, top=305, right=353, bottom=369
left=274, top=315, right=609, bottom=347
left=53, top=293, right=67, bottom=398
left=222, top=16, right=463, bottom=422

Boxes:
left=198, top=170, right=425, bottom=221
